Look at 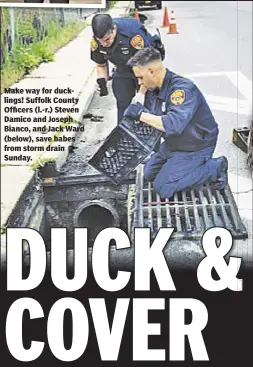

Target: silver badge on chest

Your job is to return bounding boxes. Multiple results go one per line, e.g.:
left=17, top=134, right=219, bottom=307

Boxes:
left=161, top=102, right=166, bottom=113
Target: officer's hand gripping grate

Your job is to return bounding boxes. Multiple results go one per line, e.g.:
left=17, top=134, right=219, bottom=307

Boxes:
left=88, top=117, right=163, bottom=184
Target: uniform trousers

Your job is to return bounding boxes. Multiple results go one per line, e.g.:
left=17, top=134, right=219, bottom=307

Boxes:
left=144, top=142, right=219, bottom=199
left=112, top=75, right=138, bottom=124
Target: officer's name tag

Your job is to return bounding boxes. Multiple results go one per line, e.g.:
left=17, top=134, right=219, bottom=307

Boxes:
left=162, top=102, right=167, bottom=113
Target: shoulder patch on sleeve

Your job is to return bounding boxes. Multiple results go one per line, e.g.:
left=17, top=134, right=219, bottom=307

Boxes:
left=170, top=90, right=185, bottom=105
left=130, top=35, right=144, bottom=50
left=91, top=37, right=98, bottom=52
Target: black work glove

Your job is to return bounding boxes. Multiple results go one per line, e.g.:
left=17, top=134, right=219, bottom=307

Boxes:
left=97, top=78, right=108, bottom=96
left=123, top=102, right=149, bottom=123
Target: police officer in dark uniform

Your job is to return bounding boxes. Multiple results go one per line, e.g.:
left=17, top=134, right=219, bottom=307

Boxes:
left=91, top=14, right=165, bottom=124
left=123, top=47, right=228, bottom=198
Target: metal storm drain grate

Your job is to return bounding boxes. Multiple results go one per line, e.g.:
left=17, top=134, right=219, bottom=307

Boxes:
left=132, top=165, right=248, bottom=240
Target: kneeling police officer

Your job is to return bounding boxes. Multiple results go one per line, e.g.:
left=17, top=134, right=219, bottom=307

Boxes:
left=123, top=47, right=228, bottom=199
left=90, top=13, right=165, bottom=124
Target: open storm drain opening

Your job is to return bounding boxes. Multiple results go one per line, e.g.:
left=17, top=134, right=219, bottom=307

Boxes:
left=133, top=166, right=248, bottom=240
left=74, top=200, right=120, bottom=245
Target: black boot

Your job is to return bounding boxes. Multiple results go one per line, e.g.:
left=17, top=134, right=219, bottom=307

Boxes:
left=212, top=156, right=228, bottom=190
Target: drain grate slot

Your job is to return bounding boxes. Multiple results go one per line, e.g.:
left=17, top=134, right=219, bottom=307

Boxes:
left=182, top=191, right=192, bottom=232
left=199, top=188, right=213, bottom=229
left=156, top=192, right=162, bottom=229
left=174, top=192, right=183, bottom=232
left=191, top=189, right=202, bottom=232
left=206, top=186, right=220, bottom=227
left=165, top=198, right=172, bottom=227
left=132, top=165, right=248, bottom=240
left=222, top=188, right=243, bottom=232
left=214, top=190, right=234, bottom=231
left=147, top=182, right=153, bottom=229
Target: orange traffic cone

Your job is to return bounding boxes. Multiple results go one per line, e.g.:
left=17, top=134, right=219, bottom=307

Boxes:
left=162, top=7, right=170, bottom=27
left=168, top=10, right=179, bottom=34
left=134, top=8, right=140, bottom=21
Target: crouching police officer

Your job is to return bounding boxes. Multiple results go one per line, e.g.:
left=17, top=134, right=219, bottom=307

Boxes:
left=123, top=47, right=228, bottom=199
left=90, top=14, right=165, bottom=124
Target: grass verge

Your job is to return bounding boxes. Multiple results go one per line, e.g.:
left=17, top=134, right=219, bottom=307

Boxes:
left=1, top=21, right=87, bottom=94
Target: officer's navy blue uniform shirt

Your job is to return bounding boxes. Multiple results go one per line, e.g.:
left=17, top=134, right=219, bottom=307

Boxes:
left=145, top=69, right=219, bottom=152
left=91, top=18, right=154, bottom=78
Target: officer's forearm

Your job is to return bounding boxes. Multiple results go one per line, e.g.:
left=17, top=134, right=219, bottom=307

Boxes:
left=140, top=112, right=166, bottom=133
left=96, top=63, right=109, bottom=81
